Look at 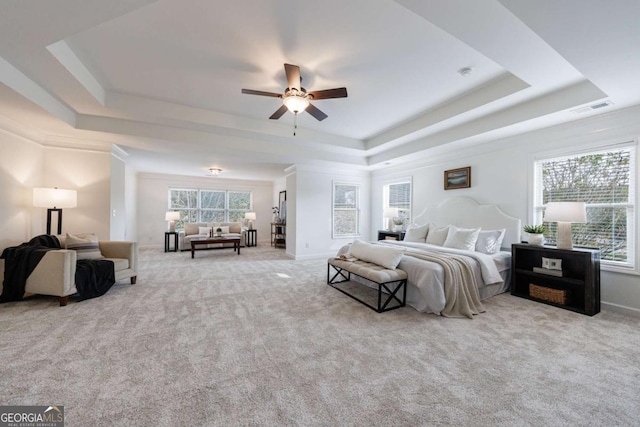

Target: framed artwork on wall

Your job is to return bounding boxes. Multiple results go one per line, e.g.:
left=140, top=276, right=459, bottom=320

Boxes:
left=444, top=166, right=471, bottom=190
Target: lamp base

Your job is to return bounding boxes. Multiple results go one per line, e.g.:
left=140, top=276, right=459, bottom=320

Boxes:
left=168, top=221, right=176, bottom=233
left=248, top=220, right=254, bottom=230
left=46, top=208, right=63, bottom=235
left=556, top=222, right=573, bottom=250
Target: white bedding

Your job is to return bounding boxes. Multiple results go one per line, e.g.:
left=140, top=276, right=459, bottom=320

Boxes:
left=338, top=240, right=511, bottom=316
left=377, top=241, right=511, bottom=314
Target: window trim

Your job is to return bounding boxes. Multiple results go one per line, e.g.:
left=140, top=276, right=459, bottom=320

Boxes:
left=168, top=188, right=253, bottom=227
left=332, top=181, right=361, bottom=239
left=531, top=141, right=638, bottom=274
left=382, top=177, right=412, bottom=229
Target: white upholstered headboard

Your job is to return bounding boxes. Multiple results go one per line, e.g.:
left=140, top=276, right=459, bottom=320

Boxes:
left=413, top=197, right=521, bottom=249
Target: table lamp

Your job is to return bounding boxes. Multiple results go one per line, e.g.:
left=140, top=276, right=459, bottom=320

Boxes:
left=544, top=202, right=587, bottom=250
left=245, top=212, right=256, bottom=229
left=165, top=211, right=180, bottom=232
left=383, top=207, right=399, bottom=231
left=33, top=187, right=77, bottom=235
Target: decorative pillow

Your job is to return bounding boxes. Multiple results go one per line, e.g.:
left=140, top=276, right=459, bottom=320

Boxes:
left=403, top=224, right=429, bottom=243
left=443, top=226, right=481, bottom=251
left=185, top=223, right=204, bottom=236
left=348, top=240, right=405, bottom=270
left=198, top=226, right=212, bottom=236
left=425, top=224, right=449, bottom=246
left=65, top=233, right=104, bottom=260
left=475, top=229, right=506, bottom=254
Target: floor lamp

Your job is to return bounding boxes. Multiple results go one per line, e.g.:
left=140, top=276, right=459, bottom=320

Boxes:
left=544, top=202, right=587, bottom=250
left=33, top=187, right=77, bottom=235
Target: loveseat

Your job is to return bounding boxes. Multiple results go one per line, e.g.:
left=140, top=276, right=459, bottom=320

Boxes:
left=178, top=222, right=246, bottom=251
left=25, top=235, right=138, bottom=306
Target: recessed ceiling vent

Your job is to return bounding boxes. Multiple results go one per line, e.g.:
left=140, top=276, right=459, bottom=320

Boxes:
left=571, top=100, right=613, bottom=114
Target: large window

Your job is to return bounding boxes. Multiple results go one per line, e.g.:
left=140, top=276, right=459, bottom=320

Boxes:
left=534, top=145, right=635, bottom=268
left=169, top=188, right=252, bottom=228
left=333, top=182, right=360, bottom=238
left=383, top=179, right=411, bottom=227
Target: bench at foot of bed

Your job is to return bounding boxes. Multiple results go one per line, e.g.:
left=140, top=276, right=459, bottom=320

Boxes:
left=327, top=258, right=408, bottom=313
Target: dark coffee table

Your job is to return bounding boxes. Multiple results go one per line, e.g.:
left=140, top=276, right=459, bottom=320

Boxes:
left=190, top=236, right=241, bottom=258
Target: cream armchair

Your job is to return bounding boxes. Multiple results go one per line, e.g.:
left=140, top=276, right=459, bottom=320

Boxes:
left=25, top=239, right=138, bottom=306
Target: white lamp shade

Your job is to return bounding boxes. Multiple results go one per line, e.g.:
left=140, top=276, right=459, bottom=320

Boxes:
left=383, top=207, right=399, bottom=218
left=165, top=211, right=181, bottom=221
left=544, top=202, right=587, bottom=223
left=33, top=188, right=77, bottom=208
left=245, top=212, right=256, bottom=220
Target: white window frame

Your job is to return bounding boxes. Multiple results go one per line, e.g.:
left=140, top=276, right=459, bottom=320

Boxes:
left=332, top=181, right=360, bottom=238
left=532, top=142, right=637, bottom=274
left=169, top=188, right=253, bottom=227
left=382, top=177, right=412, bottom=229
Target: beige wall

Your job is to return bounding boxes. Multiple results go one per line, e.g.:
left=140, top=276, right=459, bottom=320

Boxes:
left=42, top=147, right=112, bottom=240
left=0, top=128, right=44, bottom=250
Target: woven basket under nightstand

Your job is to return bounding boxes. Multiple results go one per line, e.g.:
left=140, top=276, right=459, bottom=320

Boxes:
left=529, top=283, right=568, bottom=305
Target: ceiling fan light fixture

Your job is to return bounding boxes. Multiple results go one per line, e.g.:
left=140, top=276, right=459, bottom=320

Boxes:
left=283, top=95, right=310, bottom=114
left=208, top=168, right=222, bottom=176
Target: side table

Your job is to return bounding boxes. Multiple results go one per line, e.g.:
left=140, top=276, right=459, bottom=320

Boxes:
left=164, top=231, right=178, bottom=252
left=377, top=230, right=406, bottom=241
left=245, top=229, right=257, bottom=247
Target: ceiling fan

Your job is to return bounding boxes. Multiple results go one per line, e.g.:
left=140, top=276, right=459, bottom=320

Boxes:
left=241, top=63, right=348, bottom=122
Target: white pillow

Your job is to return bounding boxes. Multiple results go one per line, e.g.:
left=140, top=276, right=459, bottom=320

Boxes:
left=475, top=229, right=506, bottom=254
left=425, top=224, right=449, bottom=246
left=348, top=240, right=405, bottom=270
left=443, top=226, right=481, bottom=251
left=198, top=226, right=212, bottom=236
left=65, top=233, right=104, bottom=260
left=403, top=224, right=429, bottom=243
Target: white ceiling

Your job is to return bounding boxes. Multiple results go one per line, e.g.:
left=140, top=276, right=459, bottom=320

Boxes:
left=1, top=0, right=639, bottom=180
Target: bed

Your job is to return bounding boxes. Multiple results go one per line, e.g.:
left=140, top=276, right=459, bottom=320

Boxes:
left=338, top=197, right=521, bottom=318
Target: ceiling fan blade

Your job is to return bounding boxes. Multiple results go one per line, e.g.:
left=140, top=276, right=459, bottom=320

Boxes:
left=284, top=63, right=301, bottom=90
left=308, top=87, right=348, bottom=100
left=242, top=89, right=282, bottom=98
left=269, top=105, right=288, bottom=120
left=306, top=103, right=328, bottom=121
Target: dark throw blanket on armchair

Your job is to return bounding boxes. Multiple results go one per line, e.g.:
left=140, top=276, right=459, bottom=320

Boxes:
left=1, top=235, right=115, bottom=303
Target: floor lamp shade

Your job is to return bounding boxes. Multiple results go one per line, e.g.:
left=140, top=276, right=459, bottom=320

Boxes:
left=33, top=187, right=77, bottom=235
left=165, top=211, right=180, bottom=232
left=245, top=212, right=256, bottom=229
left=544, top=202, right=587, bottom=250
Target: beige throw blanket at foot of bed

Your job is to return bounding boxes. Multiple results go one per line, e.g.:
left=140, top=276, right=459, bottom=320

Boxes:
left=401, top=249, right=485, bottom=318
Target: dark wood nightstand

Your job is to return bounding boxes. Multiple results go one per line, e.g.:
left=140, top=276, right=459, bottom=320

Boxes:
left=164, top=231, right=178, bottom=252
left=245, top=229, right=257, bottom=247
left=377, top=230, right=406, bottom=241
left=511, top=244, right=600, bottom=316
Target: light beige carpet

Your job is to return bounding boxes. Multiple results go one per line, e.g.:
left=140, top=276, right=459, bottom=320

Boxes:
left=1, top=245, right=639, bottom=426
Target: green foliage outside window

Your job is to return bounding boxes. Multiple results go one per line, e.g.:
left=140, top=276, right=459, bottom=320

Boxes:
left=539, top=149, right=632, bottom=263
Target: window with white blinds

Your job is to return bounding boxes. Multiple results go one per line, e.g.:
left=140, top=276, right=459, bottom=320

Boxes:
left=383, top=180, right=411, bottom=227
left=534, top=146, right=635, bottom=267
left=333, top=182, right=360, bottom=238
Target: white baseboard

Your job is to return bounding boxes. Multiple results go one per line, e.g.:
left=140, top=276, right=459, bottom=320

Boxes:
left=601, top=301, right=640, bottom=318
